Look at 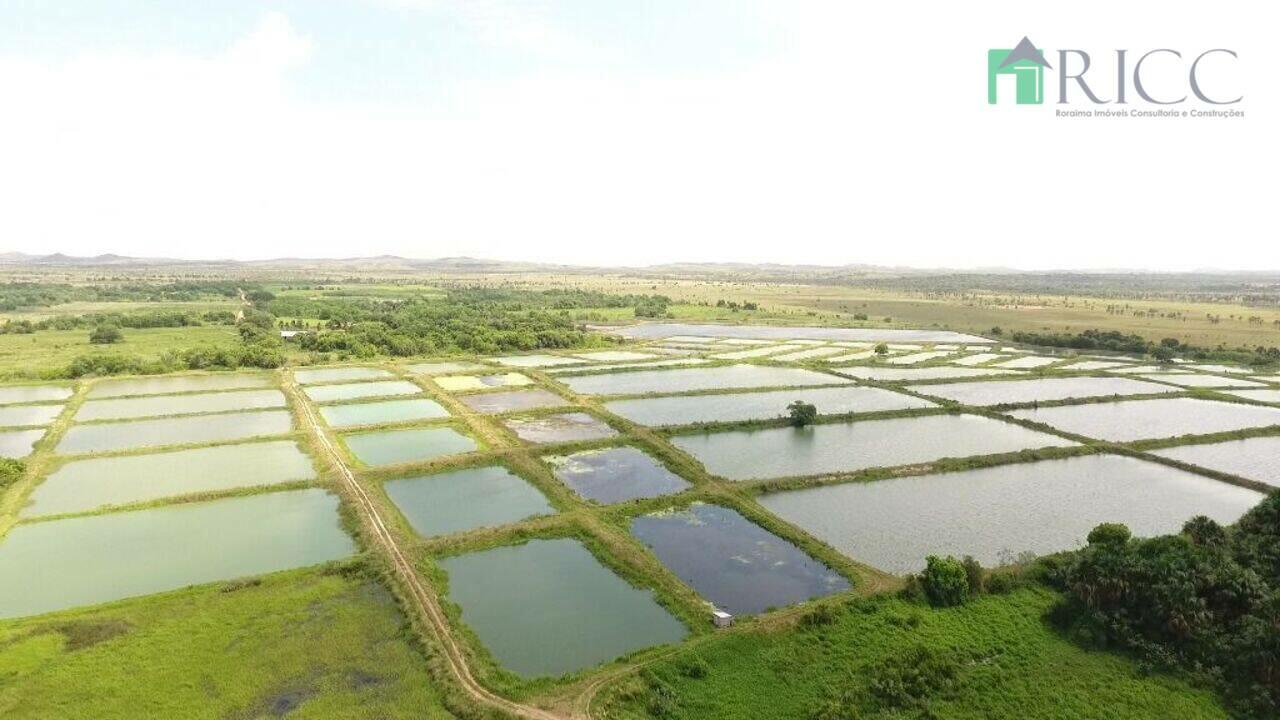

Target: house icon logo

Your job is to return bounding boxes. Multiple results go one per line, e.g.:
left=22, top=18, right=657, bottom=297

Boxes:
left=988, top=37, right=1051, bottom=105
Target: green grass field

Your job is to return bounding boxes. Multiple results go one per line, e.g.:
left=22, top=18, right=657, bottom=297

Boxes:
left=598, top=588, right=1226, bottom=720
left=0, top=326, right=244, bottom=378
left=0, top=563, right=457, bottom=720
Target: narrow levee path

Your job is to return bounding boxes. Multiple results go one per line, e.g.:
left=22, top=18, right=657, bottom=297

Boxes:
left=284, top=374, right=565, bottom=720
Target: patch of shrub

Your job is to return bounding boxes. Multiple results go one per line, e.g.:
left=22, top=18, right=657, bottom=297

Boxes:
left=0, top=457, right=24, bottom=489
left=920, top=555, right=969, bottom=607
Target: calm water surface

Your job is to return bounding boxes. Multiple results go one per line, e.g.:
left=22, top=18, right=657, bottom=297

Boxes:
left=23, top=441, right=315, bottom=517
left=384, top=466, right=554, bottom=537
left=1007, top=398, right=1280, bottom=442
left=673, top=414, right=1075, bottom=481
left=605, top=386, right=932, bottom=426
left=563, top=364, right=849, bottom=396
left=319, top=398, right=449, bottom=427
left=76, top=389, right=286, bottom=421
left=0, top=489, right=353, bottom=619
left=758, top=455, right=1263, bottom=574
left=439, top=538, right=685, bottom=676
left=630, top=503, right=848, bottom=615
left=56, top=410, right=293, bottom=454
left=343, top=426, right=476, bottom=466
left=546, top=447, right=690, bottom=503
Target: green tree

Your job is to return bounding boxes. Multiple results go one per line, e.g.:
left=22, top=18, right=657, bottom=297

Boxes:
left=787, top=400, right=818, bottom=427
left=0, top=458, right=24, bottom=489
left=89, top=324, right=123, bottom=344
left=873, top=342, right=889, bottom=356
left=919, top=555, right=968, bottom=607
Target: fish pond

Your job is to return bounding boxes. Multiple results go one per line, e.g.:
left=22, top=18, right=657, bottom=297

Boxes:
left=630, top=503, right=848, bottom=615
left=22, top=441, right=316, bottom=517
left=504, top=412, right=618, bottom=444
left=1006, top=398, right=1280, bottom=442
left=673, top=414, right=1074, bottom=481
left=88, top=374, right=272, bottom=398
left=0, top=488, right=353, bottom=619
left=605, top=385, right=933, bottom=427
left=758, top=454, right=1263, bottom=574
left=0, top=404, right=63, bottom=427
left=545, top=446, right=690, bottom=503
left=0, top=429, right=44, bottom=458
left=407, top=361, right=489, bottom=375
left=342, top=426, right=477, bottom=466
left=56, top=410, right=293, bottom=454
left=908, top=377, right=1173, bottom=407
left=303, top=380, right=421, bottom=403
left=76, top=389, right=286, bottom=421
left=294, top=367, right=393, bottom=385
left=561, top=364, right=849, bottom=396
left=384, top=466, right=554, bottom=537
left=459, top=388, right=568, bottom=414
left=493, top=354, right=584, bottom=368
left=0, top=385, right=73, bottom=404
left=319, top=398, right=450, bottom=428
left=435, top=373, right=533, bottom=392
left=1153, top=437, right=1280, bottom=487
left=439, top=538, right=686, bottom=677
left=833, top=366, right=1017, bottom=382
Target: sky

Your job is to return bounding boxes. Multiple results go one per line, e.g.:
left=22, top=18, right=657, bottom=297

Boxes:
left=0, top=1, right=1274, bottom=270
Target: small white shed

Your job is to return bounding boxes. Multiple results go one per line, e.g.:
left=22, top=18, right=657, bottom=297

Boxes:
left=711, top=609, right=734, bottom=628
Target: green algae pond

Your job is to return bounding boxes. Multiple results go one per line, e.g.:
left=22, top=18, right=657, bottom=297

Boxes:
left=0, top=488, right=354, bottom=619
left=439, top=538, right=686, bottom=677
left=342, top=426, right=477, bottom=466
left=384, top=466, right=554, bottom=537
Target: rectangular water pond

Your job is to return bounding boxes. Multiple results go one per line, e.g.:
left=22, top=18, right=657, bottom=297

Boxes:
left=0, top=429, right=44, bottom=458
left=22, top=441, right=316, bottom=518
left=0, top=404, right=62, bottom=427
left=303, top=380, right=421, bottom=403
left=0, top=385, right=73, bottom=404
left=493, top=354, right=584, bottom=368
left=1153, top=437, right=1280, bottom=488
left=407, top=361, right=489, bottom=375
left=294, top=367, right=393, bottom=385
left=384, top=466, right=554, bottom=537
left=631, top=503, right=848, bottom=615
left=1140, top=374, right=1266, bottom=389
left=546, top=447, right=691, bottom=503
left=908, top=377, right=1173, bottom=407
left=342, top=426, right=477, bottom=466
left=439, top=538, right=686, bottom=677
left=573, top=351, right=660, bottom=362
left=833, top=366, right=1018, bottom=382
left=1006, top=398, right=1280, bottom=442
left=56, top=410, right=293, bottom=454
left=0, top=488, right=354, bottom=619
left=605, top=386, right=934, bottom=427
left=319, top=398, right=450, bottom=427
left=1227, top=389, right=1280, bottom=404
left=76, top=389, right=286, bottom=421
left=562, top=364, right=849, bottom=396
left=672, top=414, right=1075, bottom=481
left=435, top=373, right=533, bottom=392
left=88, top=374, right=272, bottom=398
left=504, top=412, right=618, bottom=444
left=459, top=389, right=568, bottom=414
left=758, top=455, right=1263, bottom=574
